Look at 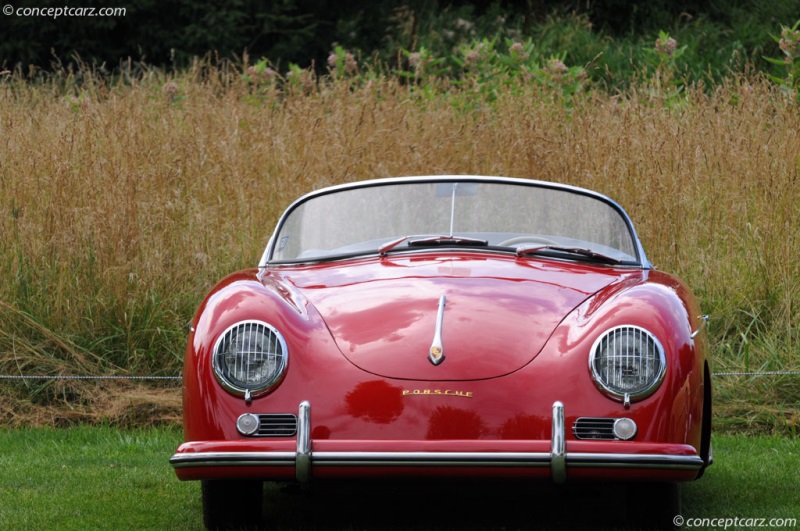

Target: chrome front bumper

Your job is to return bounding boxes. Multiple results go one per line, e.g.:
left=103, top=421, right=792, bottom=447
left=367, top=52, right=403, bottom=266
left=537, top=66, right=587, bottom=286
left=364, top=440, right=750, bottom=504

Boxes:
left=170, top=401, right=704, bottom=484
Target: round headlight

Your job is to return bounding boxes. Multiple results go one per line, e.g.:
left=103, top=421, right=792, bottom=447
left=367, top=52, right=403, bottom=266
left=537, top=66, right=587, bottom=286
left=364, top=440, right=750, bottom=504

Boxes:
left=589, top=325, right=666, bottom=404
left=213, top=320, right=288, bottom=398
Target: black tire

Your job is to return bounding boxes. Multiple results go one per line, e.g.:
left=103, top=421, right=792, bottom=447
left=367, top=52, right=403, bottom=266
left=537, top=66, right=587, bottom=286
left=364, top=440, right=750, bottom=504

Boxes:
left=201, top=479, right=264, bottom=530
left=696, top=364, right=714, bottom=479
left=626, top=481, right=681, bottom=530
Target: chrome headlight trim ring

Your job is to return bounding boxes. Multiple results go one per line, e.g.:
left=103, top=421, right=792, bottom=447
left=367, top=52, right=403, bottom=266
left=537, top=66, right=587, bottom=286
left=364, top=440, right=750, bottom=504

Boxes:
left=212, top=320, right=288, bottom=399
left=588, top=324, right=666, bottom=405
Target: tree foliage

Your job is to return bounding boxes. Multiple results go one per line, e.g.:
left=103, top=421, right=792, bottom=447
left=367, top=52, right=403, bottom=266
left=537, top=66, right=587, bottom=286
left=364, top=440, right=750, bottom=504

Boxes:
left=1, top=0, right=798, bottom=80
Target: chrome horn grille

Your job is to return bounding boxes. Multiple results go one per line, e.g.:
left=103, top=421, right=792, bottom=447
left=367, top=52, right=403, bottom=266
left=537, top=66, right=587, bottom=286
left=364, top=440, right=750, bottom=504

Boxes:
left=572, top=417, right=616, bottom=440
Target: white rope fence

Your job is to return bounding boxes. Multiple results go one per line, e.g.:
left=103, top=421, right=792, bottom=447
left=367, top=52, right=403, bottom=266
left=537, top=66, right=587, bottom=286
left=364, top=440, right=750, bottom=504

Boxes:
left=712, top=371, right=800, bottom=377
left=0, top=375, right=182, bottom=381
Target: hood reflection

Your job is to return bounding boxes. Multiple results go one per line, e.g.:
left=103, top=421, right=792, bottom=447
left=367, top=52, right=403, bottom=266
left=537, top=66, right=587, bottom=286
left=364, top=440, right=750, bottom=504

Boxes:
left=345, top=380, right=404, bottom=424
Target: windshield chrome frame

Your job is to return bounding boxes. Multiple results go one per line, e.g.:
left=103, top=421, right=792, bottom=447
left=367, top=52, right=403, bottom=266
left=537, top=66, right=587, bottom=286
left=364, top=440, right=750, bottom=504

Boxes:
left=259, top=176, right=652, bottom=269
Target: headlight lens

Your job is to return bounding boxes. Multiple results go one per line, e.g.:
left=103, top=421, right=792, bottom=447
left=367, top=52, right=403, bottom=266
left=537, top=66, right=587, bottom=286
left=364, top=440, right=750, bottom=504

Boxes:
left=589, top=325, right=665, bottom=404
left=213, top=320, right=288, bottom=398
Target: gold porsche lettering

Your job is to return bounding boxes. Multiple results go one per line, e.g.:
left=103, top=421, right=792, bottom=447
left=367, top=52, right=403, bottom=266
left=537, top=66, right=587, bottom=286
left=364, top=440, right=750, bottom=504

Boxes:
left=402, top=389, right=474, bottom=398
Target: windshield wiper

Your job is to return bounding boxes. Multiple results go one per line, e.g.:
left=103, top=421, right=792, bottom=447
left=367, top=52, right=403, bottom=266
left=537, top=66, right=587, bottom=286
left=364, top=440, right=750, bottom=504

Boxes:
left=515, top=245, right=621, bottom=265
left=378, top=236, right=411, bottom=255
left=408, top=235, right=489, bottom=247
left=379, top=235, right=489, bottom=256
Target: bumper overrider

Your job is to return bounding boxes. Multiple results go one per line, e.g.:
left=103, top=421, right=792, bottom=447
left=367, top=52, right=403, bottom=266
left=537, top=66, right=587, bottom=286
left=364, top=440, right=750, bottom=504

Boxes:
left=170, top=401, right=704, bottom=483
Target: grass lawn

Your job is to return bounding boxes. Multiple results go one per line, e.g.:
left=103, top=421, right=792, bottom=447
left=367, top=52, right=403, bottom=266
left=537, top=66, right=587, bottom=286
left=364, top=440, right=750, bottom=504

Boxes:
left=0, top=427, right=200, bottom=530
left=0, top=427, right=797, bottom=530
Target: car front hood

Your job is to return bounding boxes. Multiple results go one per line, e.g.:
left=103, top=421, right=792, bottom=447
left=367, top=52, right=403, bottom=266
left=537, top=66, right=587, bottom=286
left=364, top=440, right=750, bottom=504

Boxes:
left=278, top=254, right=627, bottom=381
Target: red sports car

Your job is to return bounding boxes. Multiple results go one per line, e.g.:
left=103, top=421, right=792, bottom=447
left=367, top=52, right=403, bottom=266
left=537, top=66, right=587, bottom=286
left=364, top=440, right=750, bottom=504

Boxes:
left=171, top=176, right=712, bottom=529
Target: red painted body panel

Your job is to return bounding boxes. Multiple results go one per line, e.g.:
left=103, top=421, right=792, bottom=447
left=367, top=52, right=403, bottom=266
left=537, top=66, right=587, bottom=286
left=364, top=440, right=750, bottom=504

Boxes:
left=176, top=250, right=708, bottom=483
left=286, top=254, right=625, bottom=380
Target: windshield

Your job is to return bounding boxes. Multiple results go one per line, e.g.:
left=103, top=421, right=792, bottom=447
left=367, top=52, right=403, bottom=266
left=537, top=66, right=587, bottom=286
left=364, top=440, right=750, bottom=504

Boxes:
left=266, top=178, right=642, bottom=265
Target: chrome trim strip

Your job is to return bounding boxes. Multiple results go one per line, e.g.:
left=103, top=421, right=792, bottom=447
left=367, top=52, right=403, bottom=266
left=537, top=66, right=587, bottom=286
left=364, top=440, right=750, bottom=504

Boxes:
left=551, top=401, right=566, bottom=485
left=567, top=453, right=704, bottom=470
left=428, top=295, right=446, bottom=366
left=296, top=401, right=311, bottom=483
left=169, top=452, right=296, bottom=468
left=311, top=452, right=551, bottom=467
left=691, top=314, right=710, bottom=339
left=170, top=451, right=701, bottom=470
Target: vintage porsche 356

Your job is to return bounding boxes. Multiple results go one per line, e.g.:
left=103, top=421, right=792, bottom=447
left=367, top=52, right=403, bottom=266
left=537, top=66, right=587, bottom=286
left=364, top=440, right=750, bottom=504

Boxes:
left=171, top=176, right=712, bottom=529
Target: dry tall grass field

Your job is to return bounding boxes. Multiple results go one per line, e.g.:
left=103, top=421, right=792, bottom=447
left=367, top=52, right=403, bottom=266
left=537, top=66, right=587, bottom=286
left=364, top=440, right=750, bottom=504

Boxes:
left=1, top=66, right=798, bottom=431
